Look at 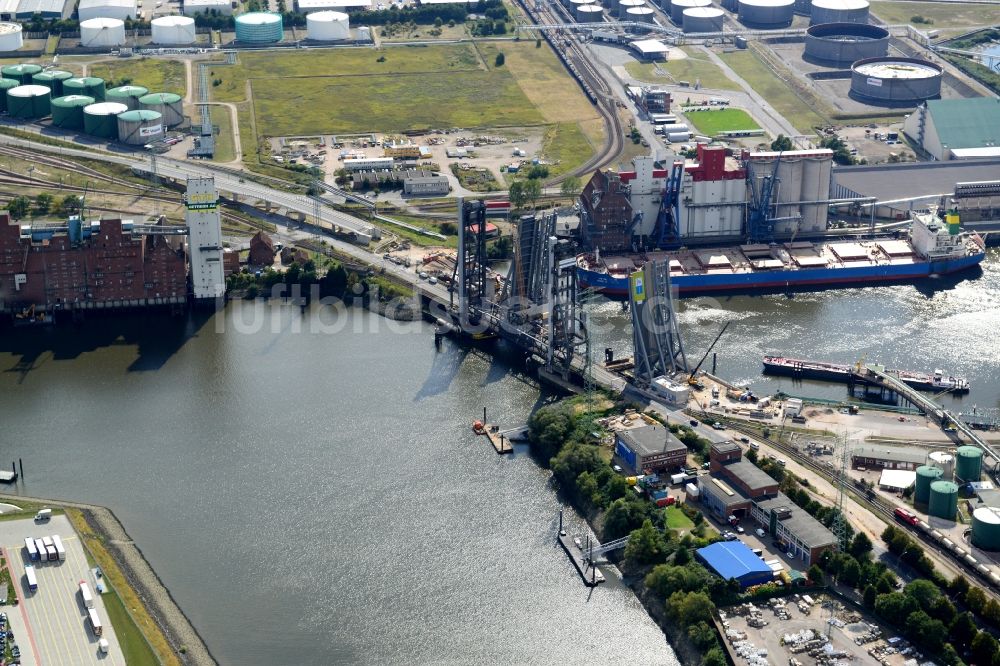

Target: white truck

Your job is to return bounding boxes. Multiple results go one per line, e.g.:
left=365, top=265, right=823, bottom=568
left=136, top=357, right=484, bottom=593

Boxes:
left=79, top=581, right=94, bottom=609
left=52, top=534, right=66, bottom=561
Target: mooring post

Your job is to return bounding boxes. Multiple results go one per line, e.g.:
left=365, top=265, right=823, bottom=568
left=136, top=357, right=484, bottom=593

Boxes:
left=18, top=458, right=23, bottom=479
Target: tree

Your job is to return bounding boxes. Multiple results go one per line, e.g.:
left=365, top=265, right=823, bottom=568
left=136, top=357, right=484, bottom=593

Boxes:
left=560, top=176, right=582, bottom=196
left=965, top=586, right=988, bottom=615
left=550, top=440, right=604, bottom=490
left=625, top=519, right=668, bottom=565
left=839, top=557, right=862, bottom=588
left=535, top=37, right=541, bottom=47
left=494, top=51, right=505, bottom=67
left=863, top=585, right=877, bottom=609
left=6, top=195, right=29, bottom=220
left=904, top=610, right=946, bottom=649
left=808, top=564, right=825, bottom=586
left=875, top=592, right=918, bottom=621
left=928, top=596, right=956, bottom=626
left=701, top=647, right=727, bottom=666
left=849, top=532, right=873, bottom=560
left=687, top=621, right=717, bottom=650
left=904, top=579, right=940, bottom=611
left=526, top=403, right=574, bottom=461
left=949, top=611, right=978, bottom=652
left=524, top=178, right=542, bottom=208
left=770, top=134, right=793, bottom=151
left=948, top=575, right=970, bottom=599
left=59, top=194, right=82, bottom=216
left=666, top=589, right=715, bottom=625
left=507, top=180, right=527, bottom=209
left=971, top=630, right=999, bottom=666
left=604, top=497, right=652, bottom=540
left=575, top=470, right=602, bottom=510
left=983, top=598, right=1000, bottom=626
left=673, top=544, right=690, bottom=566
left=434, top=16, right=442, bottom=26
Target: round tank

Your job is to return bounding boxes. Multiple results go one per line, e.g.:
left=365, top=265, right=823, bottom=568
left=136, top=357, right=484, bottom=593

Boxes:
left=306, top=11, right=350, bottom=40
left=138, top=92, right=183, bottom=127
left=667, top=131, right=691, bottom=142
left=0, top=77, right=18, bottom=112
left=793, top=0, right=809, bottom=14
left=850, top=57, right=942, bottom=104
left=569, top=0, right=591, bottom=7
left=50, top=94, right=96, bottom=130
left=6, top=84, right=51, bottom=119
left=83, top=101, right=128, bottom=139
left=105, top=85, right=149, bottom=110
left=1, top=64, right=41, bottom=85
left=575, top=4, right=604, bottom=21
left=31, top=69, right=73, bottom=97
left=0, top=22, right=24, bottom=52
left=683, top=6, right=724, bottom=31
left=972, top=507, right=1000, bottom=550
left=804, top=23, right=889, bottom=66
left=914, top=465, right=943, bottom=507
left=117, top=109, right=164, bottom=145
left=356, top=26, right=371, bottom=41
left=234, top=12, right=284, bottom=43
left=80, top=18, right=127, bottom=47
left=956, top=446, right=984, bottom=482
left=671, top=0, right=710, bottom=22
left=738, top=0, right=794, bottom=27
left=151, top=15, right=196, bottom=45
left=809, top=0, right=868, bottom=24
left=618, top=0, right=644, bottom=16
left=63, top=76, right=106, bottom=101
left=721, top=0, right=738, bottom=10
left=626, top=6, right=655, bottom=28
left=928, top=450, right=955, bottom=480
left=928, top=480, right=959, bottom=521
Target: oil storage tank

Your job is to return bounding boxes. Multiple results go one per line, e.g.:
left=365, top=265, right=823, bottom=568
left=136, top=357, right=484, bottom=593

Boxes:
left=804, top=23, right=889, bottom=67
left=31, top=70, right=73, bottom=97
left=671, top=0, right=710, bottom=23
left=0, top=78, right=18, bottom=112
left=928, top=450, right=955, bottom=480
left=0, top=23, right=24, bottom=52
left=117, top=109, right=163, bottom=145
left=139, top=92, right=183, bottom=127
left=626, top=6, right=656, bottom=28
left=972, top=507, right=1000, bottom=550
left=83, top=101, right=128, bottom=139
left=739, top=0, right=794, bottom=27
left=569, top=0, right=592, bottom=15
left=80, top=18, right=127, bottom=47
left=63, top=76, right=106, bottom=101
left=850, top=57, right=942, bottom=104
left=914, top=465, right=943, bottom=508
left=151, top=15, right=196, bottom=45
left=928, top=480, right=959, bottom=521
left=7, top=84, right=51, bottom=119
left=576, top=4, right=604, bottom=21
left=683, top=6, right=724, bottom=31
left=306, top=11, right=350, bottom=40
left=1, top=63, right=41, bottom=84
left=618, top=0, right=645, bottom=16
left=810, top=0, right=868, bottom=24
left=956, top=446, right=983, bottom=482
left=234, top=12, right=284, bottom=43
left=51, top=94, right=96, bottom=130
left=105, top=85, right=149, bottom=110
left=721, top=0, right=738, bottom=11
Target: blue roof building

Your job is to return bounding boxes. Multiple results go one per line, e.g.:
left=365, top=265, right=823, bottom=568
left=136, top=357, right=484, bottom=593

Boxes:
left=696, top=541, right=773, bottom=589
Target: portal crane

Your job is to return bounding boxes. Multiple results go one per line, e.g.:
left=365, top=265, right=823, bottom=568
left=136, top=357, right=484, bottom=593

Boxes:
left=687, top=321, right=730, bottom=387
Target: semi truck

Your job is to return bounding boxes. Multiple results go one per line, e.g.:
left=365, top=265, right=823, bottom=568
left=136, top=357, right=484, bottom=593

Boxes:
left=24, top=537, right=39, bottom=561
left=88, top=608, right=103, bottom=636
left=52, top=534, right=66, bottom=561
left=25, top=565, right=38, bottom=592
left=79, top=581, right=94, bottom=609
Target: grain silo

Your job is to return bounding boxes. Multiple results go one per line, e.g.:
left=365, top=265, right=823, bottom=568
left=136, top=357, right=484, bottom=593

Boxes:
left=105, top=85, right=149, bottom=110
left=31, top=70, right=73, bottom=97
left=670, top=0, right=710, bottom=21
left=850, top=57, right=943, bottom=104
left=928, top=450, right=955, bottom=480
left=928, top=480, right=959, bottom=521
left=0, top=23, right=23, bottom=52
left=6, top=84, right=51, bottom=119
left=51, top=95, right=96, bottom=130
left=117, top=109, right=164, bottom=145
left=80, top=18, right=127, bottom=47
left=956, top=446, right=984, bottom=483
left=63, top=77, right=106, bottom=101
left=618, top=0, right=644, bottom=16
left=804, top=23, right=889, bottom=67
left=139, top=92, right=183, bottom=127
left=306, top=11, right=350, bottom=40
left=972, top=507, right=1000, bottom=551
left=0, top=78, right=18, bottom=112
left=575, top=4, right=604, bottom=21
left=914, top=465, right=943, bottom=508
left=83, top=101, right=128, bottom=139
left=738, top=0, right=794, bottom=26
left=1, top=64, right=42, bottom=85
left=683, top=6, right=724, bottom=31
left=809, top=0, right=868, bottom=24
left=234, top=12, right=284, bottom=43
left=151, top=15, right=197, bottom=45
left=626, top=6, right=656, bottom=28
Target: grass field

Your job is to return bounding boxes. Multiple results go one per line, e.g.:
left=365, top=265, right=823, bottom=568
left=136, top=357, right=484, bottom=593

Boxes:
left=665, top=506, right=694, bottom=530
left=625, top=48, right=741, bottom=91
left=685, top=108, right=761, bottom=135
left=88, top=58, right=186, bottom=96
left=539, top=122, right=594, bottom=177
left=101, top=583, right=160, bottom=666
left=210, top=106, right=236, bottom=163
left=718, top=50, right=826, bottom=133
left=869, top=1, right=1000, bottom=29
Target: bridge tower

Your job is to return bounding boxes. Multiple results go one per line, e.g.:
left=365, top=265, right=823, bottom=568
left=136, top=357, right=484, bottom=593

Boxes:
left=630, top=259, right=687, bottom=389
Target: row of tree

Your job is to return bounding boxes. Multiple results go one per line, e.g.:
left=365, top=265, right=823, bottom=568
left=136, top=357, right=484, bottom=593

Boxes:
left=6, top=194, right=81, bottom=220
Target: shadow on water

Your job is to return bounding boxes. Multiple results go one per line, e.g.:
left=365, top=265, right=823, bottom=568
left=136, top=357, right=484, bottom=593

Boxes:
left=415, top=341, right=470, bottom=401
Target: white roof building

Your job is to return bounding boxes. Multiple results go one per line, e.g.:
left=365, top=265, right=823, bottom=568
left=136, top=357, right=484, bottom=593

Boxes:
left=297, top=0, right=370, bottom=10
left=182, top=0, right=232, bottom=14
left=879, top=469, right=917, bottom=491
left=630, top=39, right=670, bottom=59
left=77, top=0, right=136, bottom=20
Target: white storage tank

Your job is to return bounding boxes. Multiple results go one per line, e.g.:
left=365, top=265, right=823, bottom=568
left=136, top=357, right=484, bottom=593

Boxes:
left=738, top=0, right=795, bottom=27
left=0, top=22, right=23, bottom=52
left=810, top=0, right=868, bottom=24
left=626, top=5, right=656, bottom=28
left=683, top=6, right=724, bottom=31
left=928, top=450, right=955, bottom=480
left=117, top=109, right=164, bottom=145
left=355, top=25, right=371, bottom=41
left=618, top=0, right=644, bottom=16
left=306, top=11, right=350, bottom=40
left=151, top=15, right=196, bottom=44
left=80, top=18, right=127, bottom=47
left=670, top=0, right=710, bottom=23
left=575, top=4, right=604, bottom=21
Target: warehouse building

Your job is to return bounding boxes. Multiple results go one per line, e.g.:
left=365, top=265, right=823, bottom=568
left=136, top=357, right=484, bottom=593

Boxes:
left=751, top=493, right=837, bottom=565
left=851, top=444, right=926, bottom=471
left=77, top=0, right=135, bottom=20
left=403, top=175, right=449, bottom=196
left=15, top=0, right=68, bottom=17
left=903, top=98, right=1000, bottom=161
left=696, top=541, right=774, bottom=589
left=614, top=424, right=688, bottom=474
left=699, top=473, right=753, bottom=519
left=183, top=0, right=232, bottom=15
left=296, top=0, right=371, bottom=11
left=630, top=38, right=670, bottom=61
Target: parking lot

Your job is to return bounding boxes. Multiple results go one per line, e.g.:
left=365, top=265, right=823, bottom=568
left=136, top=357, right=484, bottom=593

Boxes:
left=1, top=514, right=126, bottom=666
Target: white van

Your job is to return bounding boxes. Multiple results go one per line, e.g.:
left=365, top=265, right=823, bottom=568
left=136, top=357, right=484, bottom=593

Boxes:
left=755, top=528, right=766, bottom=538
left=35, top=508, right=52, bottom=522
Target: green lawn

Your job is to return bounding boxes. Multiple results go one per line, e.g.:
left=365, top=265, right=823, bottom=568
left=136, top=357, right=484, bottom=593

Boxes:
left=685, top=108, right=761, bottom=136
left=869, top=1, right=1000, bottom=28
left=101, top=582, right=160, bottom=666
left=665, top=505, right=694, bottom=530
left=210, top=106, right=235, bottom=163
left=539, top=122, right=594, bottom=177
left=625, top=50, right=741, bottom=91
left=88, top=58, right=186, bottom=96
left=718, top=50, right=826, bottom=133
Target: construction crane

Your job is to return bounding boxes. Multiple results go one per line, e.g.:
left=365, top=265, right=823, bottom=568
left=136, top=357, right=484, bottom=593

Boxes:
left=687, top=321, right=730, bottom=388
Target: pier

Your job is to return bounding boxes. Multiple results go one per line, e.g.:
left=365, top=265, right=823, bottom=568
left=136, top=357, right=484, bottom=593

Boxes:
left=557, top=532, right=605, bottom=587
left=481, top=425, right=513, bottom=455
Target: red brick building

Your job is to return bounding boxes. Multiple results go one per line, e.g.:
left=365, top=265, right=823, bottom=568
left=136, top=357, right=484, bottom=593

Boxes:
left=579, top=170, right=634, bottom=251
left=248, top=231, right=276, bottom=267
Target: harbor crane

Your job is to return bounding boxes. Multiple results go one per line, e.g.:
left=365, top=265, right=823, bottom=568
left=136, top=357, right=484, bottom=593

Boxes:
left=687, top=321, right=730, bottom=388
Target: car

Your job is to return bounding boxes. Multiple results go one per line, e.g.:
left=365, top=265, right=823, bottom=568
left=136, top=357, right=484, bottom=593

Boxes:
left=613, top=464, right=623, bottom=473
left=736, top=526, right=745, bottom=534
left=11, top=645, right=20, bottom=658
left=711, top=422, right=725, bottom=430
left=418, top=271, right=428, bottom=280
left=777, top=459, right=787, bottom=467
left=722, top=532, right=737, bottom=541
left=755, top=528, right=766, bottom=538
left=428, top=276, right=438, bottom=285
left=689, top=419, right=699, bottom=427
left=749, top=442, right=760, bottom=451
left=739, top=436, right=750, bottom=444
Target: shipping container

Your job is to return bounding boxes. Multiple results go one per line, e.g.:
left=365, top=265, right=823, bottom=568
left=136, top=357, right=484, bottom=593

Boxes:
left=25, top=564, right=38, bottom=591
left=685, top=482, right=700, bottom=498
left=80, top=581, right=94, bottom=609
left=24, top=536, right=39, bottom=561
left=88, top=608, right=103, bottom=636
left=35, top=538, right=47, bottom=562
left=670, top=473, right=686, bottom=485
left=46, top=545, right=57, bottom=561
left=52, top=534, right=66, bottom=561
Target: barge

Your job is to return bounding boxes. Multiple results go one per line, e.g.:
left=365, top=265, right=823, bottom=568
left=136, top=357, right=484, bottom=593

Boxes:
left=762, top=356, right=970, bottom=394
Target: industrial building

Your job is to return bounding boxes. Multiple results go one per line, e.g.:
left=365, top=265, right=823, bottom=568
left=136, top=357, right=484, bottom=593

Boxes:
left=674, top=145, right=747, bottom=242
left=850, top=444, right=927, bottom=471
left=580, top=168, right=635, bottom=251
left=850, top=57, right=943, bottom=105
left=902, top=98, right=1000, bottom=161
left=745, top=149, right=833, bottom=236
left=750, top=493, right=838, bottom=565
left=877, top=469, right=916, bottom=492
left=696, top=542, right=774, bottom=588
left=77, top=0, right=135, bottom=21
left=613, top=423, right=688, bottom=474
left=182, top=0, right=232, bottom=14
left=186, top=177, right=226, bottom=300
left=248, top=231, right=276, bottom=267
left=637, top=87, right=670, bottom=115
left=629, top=39, right=670, bottom=61
left=343, top=156, right=393, bottom=171
left=403, top=175, right=449, bottom=196
left=14, top=0, right=67, bottom=18
left=383, top=142, right=430, bottom=159
left=296, top=0, right=371, bottom=10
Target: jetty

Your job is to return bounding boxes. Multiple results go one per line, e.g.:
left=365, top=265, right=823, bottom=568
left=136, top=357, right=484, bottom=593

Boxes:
left=558, top=533, right=605, bottom=587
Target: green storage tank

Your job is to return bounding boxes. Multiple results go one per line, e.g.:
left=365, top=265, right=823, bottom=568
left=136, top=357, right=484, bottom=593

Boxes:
left=928, top=480, right=959, bottom=521
left=1, top=63, right=42, bottom=84
left=6, top=84, right=51, bottom=119
left=0, top=78, right=19, bottom=112
left=31, top=69, right=73, bottom=97
left=914, top=465, right=943, bottom=508
left=51, top=95, right=95, bottom=131
left=956, top=446, right=983, bottom=482
left=105, top=85, right=149, bottom=110
left=83, top=101, right=129, bottom=139
left=63, top=77, right=106, bottom=101
left=138, top=92, right=183, bottom=127
left=972, top=507, right=1000, bottom=551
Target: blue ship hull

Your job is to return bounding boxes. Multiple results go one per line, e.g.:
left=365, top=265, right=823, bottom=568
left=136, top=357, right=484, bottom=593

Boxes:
left=578, top=252, right=985, bottom=297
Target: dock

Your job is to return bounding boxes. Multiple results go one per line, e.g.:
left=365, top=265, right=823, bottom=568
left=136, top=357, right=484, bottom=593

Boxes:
left=557, top=533, right=605, bottom=587
left=0, top=468, right=17, bottom=484
left=481, top=424, right=513, bottom=454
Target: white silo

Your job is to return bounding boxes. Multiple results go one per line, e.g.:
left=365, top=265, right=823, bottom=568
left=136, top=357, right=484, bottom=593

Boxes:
left=306, top=11, right=350, bottom=40
left=80, top=18, right=127, bottom=47
left=151, top=15, right=196, bottom=45
left=356, top=26, right=371, bottom=41
left=928, top=450, right=955, bottom=480
left=0, top=22, right=23, bottom=52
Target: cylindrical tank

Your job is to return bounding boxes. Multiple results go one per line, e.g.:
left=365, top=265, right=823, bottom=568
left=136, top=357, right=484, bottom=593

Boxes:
left=626, top=6, right=655, bottom=28
left=0, top=22, right=24, bottom=52
left=306, top=11, right=350, bottom=40
left=671, top=0, right=710, bottom=22
left=80, top=18, right=127, bottom=47
left=850, top=57, right=942, bottom=104
left=569, top=0, right=591, bottom=9
left=50, top=94, right=96, bottom=130
left=721, top=0, right=738, bottom=10
left=234, top=12, right=284, bottom=43
left=928, top=480, right=959, bottom=520
left=956, top=446, right=984, bottom=482
left=105, top=85, right=149, bottom=110
left=117, top=109, right=164, bottom=145
left=0, top=78, right=18, bottom=113
left=658, top=123, right=690, bottom=132
left=793, top=0, right=809, bottom=14
left=63, top=76, right=106, bottom=101
left=138, top=92, right=183, bottom=127
left=972, top=507, right=1000, bottom=550
left=356, top=26, right=371, bottom=41
left=667, top=131, right=691, bottom=142
left=914, top=465, right=943, bottom=507
left=928, top=450, right=955, bottom=480
left=151, top=15, right=197, bottom=45
left=1, top=64, right=41, bottom=84
left=618, top=0, right=644, bottom=16
left=809, top=0, right=868, bottom=24
left=83, top=101, right=128, bottom=139
left=6, top=84, right=51, bottom=119
left=804, top=23, right=889, bottom=67
left=683, top=6, right=724, bottom=31
left=575, top=4, right=604, bottom=21
left=31, top=69, right=73, bottom=97
left=739, top=0, right=794, bottom=27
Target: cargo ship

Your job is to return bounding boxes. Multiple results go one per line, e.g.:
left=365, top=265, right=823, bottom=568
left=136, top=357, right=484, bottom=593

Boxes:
left=576, top=210, right=985, bottom=297
left=762, top=355, right=970, bottom=393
